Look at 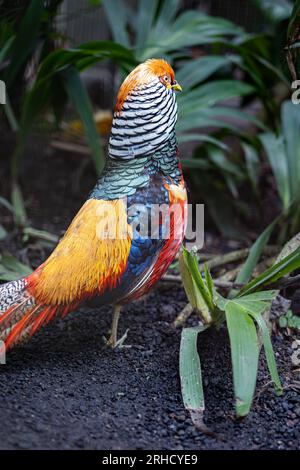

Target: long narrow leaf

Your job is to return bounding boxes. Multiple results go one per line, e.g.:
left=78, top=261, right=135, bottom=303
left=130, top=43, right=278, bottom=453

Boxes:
left=63, top=67, right=105, bottom=175
left=225, top=303, right=259, bottom=417
left=179, top=251, right=212, bottom=324
left=248, top=310, right=282, bottom=394
left=281, top=101, right=300, bottom=201
left=183, top=248, right=215, bottom=313
left=287, top=0, right=300, bottom=39
left=180, top=325, right=207, bottom=428
left=240, top=245, right=300, bottom=295
left=102, top=0, right=131, bottom=47
left=233, top=217, right=279, bottom=295
left=0, top=252, right=32, bottom=281
left=11, top=183, right=27, bottom=227
left=176, top=56, right=233, bottom=90
left=5, top=0, right=44, bottom=85
left=136, top=0, right=159, bottom=50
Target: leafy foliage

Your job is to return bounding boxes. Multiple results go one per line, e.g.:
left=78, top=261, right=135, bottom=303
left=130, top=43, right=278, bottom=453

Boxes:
left=0, top=252, right=32, bottom=282
left=278, top=309, right=300, bottom=330
left=178, top=241, right=300, bottom=418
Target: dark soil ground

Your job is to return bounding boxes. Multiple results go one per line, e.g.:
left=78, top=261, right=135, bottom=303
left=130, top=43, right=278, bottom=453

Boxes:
left=0, top=136, right=300, bottom=450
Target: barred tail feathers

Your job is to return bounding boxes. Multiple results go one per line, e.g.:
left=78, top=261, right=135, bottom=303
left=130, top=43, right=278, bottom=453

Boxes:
left=0, top=278, right=62, bottom=349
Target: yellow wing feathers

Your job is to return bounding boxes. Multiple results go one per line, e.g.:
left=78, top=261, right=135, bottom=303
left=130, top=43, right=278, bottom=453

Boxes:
left=30, top=199, right=132, bottom=306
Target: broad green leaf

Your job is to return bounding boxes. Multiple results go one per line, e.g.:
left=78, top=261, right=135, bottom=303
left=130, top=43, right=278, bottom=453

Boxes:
left=177, top=106, right=266, bottom=134
left=225, top=303, right=259, bottom=417
left=63, top=67, right=105, bottom=175
left=180, top=325, right=207, bottom=428
left=175, top=56, right=233, bottom=90
left=178, top=133, right=229, bottom=151
left=178, top=80, right=254, bottom=114
left=141, top=11, right=243, bottom=59
left=226, top=291, right=278, bottom=315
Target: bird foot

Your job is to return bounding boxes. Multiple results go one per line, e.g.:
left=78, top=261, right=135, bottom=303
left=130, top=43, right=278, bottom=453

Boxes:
left=103, top=328, right=130, bottom=349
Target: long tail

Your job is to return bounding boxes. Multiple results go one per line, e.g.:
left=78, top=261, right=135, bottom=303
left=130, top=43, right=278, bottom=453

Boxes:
left=0, top=277, right=63, bottom=350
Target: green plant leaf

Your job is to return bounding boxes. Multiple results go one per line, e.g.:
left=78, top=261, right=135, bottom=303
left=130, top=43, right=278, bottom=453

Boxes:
left=0, top=252, right=32, bottom=282
left=178, top=80, right=254, bottom=114
left=281, top=101, right=300, bottom=202
left=180, top=325, right=207, bottom=428
left=0, top=35, right=14, bottom=65
left=175, top=56, right=233, bottom=90
left=11, top=183, right=27, bottom=227
left=261, top=133, right=290, bottom=210
left=226, top=290, right=278, bottom=314
left=178, top=133, right=229, bottom=151
left=287, top=0, right=300, bottom=40
left=233, top=218, right=279, bottom=294
left=248, top=309, right=282, bottom=394
left=102, top=0, right=131, bottom=47
left=179, top=251, right=212, bottom=324
left=252, top=0, right=292, bottom=23
left=242, top=143, right=260, bottom=194
left=63, top=67, right=105, bottom=175
left=183, top=248, right=215, bottom=314
left=240, top=245, right=300, bottom=295
left=204, top=265, right=214, bottom=300
left=0, top=225, right=7, bottom=241
left=5, top=0, right=44, bottom=85
left=0, top=196, right=14, bottom=213
left=135, top=0, right=159, bottom=50
left=225, top=303, right=259, bottom=417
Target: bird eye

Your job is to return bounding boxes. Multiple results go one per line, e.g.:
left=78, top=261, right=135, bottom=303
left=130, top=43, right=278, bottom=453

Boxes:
left=164, top=75, right=169, bottom=82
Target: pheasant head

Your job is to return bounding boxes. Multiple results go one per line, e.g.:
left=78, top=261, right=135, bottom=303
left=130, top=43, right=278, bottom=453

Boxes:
left=109, top=58, right=182, bottom=159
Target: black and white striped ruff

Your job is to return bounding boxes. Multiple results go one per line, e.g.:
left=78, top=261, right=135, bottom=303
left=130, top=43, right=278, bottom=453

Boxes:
left=109, top=78, right=177, bottom=160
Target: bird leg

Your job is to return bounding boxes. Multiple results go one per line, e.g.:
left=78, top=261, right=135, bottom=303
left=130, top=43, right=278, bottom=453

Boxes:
left=105, top=305, right=129, bottom=349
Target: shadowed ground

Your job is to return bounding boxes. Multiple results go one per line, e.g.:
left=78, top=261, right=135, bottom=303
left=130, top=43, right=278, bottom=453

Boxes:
left=0, top=285, right=299, bottom=450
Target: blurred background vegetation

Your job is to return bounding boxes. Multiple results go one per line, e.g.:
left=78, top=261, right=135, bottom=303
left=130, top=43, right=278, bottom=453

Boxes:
left=0, top=0, right=299, bottom=277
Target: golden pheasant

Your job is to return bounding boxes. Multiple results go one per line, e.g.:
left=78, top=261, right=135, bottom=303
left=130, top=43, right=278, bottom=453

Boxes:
left=0, top=59, right=187, bottom=350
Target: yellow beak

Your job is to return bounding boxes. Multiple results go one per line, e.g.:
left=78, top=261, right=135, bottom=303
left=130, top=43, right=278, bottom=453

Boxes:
left=172, top=82, right=182, bottom=92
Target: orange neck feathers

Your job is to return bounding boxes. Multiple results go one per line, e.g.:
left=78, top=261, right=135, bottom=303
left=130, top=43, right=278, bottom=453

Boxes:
left=115, top=59, right=175, bottom=113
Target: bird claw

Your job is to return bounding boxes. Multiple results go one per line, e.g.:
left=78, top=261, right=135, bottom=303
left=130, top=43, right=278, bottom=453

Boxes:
left=103, top=328, right=130, bottom=349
